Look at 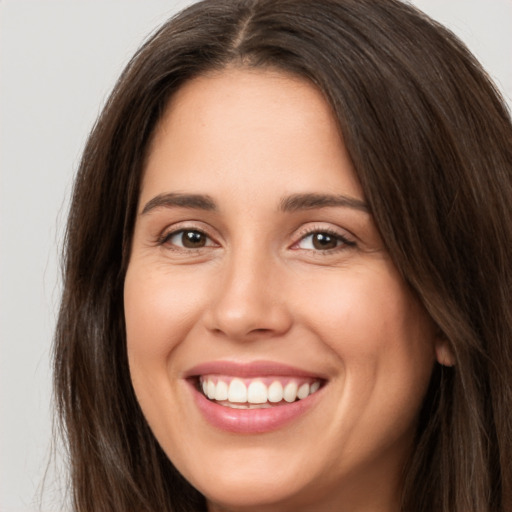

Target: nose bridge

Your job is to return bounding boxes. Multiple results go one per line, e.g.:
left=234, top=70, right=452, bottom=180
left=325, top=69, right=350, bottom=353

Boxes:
left=206, top=239, right=291, bottom=339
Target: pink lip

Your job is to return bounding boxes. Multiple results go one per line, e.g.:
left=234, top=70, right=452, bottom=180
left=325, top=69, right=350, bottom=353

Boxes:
left=184, top=360, right=323, bottom=379
left=184, top=360, right=325, bottom=434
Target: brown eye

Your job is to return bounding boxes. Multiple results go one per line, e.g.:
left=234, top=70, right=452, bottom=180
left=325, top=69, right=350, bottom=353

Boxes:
left=312, top=233, right=338, bottom=250
left=182, top=230, right=207, bottom=248
left=165, top=229, right=211, bottom=249
left=295, top=231, right=356, bottom=251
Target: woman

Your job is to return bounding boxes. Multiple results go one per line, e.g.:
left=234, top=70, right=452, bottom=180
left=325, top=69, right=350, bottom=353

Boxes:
left=54, top=0, right=512, bottom=511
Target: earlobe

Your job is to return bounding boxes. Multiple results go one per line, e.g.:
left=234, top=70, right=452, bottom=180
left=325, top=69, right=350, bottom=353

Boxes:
left=434, top=337, right=456, bottom=367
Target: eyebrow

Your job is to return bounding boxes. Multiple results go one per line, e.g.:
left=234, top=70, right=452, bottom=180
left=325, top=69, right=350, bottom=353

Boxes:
left=141, top=191, right=370, bottom=215
left=141, top=193, right=217, bottom=214
left=279, top=193, right=369, bottom=213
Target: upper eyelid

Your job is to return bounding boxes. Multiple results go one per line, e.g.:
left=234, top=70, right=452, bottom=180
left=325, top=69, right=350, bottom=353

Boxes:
left=159, top=220, right=215, bottom=236
left=293, top=223, right=355, bottom=241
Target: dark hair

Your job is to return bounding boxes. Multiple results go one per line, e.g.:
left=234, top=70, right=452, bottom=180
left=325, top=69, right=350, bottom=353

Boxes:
left=54, top=0, right=512, bottom=510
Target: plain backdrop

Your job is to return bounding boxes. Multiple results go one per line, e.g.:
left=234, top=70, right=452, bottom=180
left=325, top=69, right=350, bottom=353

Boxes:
left=1, top=1, right=511, bottom=510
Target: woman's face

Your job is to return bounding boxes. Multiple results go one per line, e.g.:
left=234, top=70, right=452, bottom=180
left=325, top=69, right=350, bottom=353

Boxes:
left=124, top=68, right=440, bottom=511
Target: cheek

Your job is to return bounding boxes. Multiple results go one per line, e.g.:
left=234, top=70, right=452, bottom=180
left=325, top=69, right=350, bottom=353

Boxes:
left=304, top=264, right=434, bottom=357
left=123, top=264, right=207, bottom=441
left=123, top=265, right=204, bottom=422
left=302, top=268, right=436, bottom=458
left=298, top=264, right=436, bottom=411
left=124, top=266, right=204, bottom=359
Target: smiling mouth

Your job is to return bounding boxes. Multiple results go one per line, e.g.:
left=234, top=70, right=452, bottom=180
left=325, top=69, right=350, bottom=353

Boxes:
left=185, top=362, right=327, bottom=433
left=197, top=375, right=323, bottom=409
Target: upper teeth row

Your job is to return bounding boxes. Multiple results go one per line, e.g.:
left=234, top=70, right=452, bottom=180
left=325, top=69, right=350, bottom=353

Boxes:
left=200, top=377, right=321, bottom=404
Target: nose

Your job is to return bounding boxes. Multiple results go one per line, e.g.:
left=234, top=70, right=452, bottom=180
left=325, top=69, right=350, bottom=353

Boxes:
left=203, top=250, right=293, bottom=341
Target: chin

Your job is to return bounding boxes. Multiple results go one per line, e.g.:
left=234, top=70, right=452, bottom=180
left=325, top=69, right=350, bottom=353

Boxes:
left=165, top=437, right=327, bottom=511
left=192, top=469, right=315, bottom=512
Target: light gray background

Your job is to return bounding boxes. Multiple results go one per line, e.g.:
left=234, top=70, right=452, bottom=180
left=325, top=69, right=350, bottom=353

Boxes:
left=1, top=1, right=511, bottom=510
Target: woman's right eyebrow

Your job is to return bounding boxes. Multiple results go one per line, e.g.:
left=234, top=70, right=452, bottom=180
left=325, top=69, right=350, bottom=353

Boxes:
left=141, top=193, right=217, bottom=214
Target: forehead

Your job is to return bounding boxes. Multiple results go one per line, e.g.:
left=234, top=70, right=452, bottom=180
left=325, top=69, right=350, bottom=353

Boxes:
left=140, top=67, right=363, bottom=205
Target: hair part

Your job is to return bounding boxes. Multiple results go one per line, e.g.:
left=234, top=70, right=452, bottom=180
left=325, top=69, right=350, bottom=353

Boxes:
left=54, top=1, right=512, bottom=510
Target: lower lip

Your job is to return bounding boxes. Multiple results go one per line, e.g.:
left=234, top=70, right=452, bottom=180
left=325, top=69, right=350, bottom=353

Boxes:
left=189, top=381, right=322, bottom=434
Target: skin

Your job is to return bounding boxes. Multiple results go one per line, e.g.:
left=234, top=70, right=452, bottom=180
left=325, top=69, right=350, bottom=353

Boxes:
left=124, top=68, right=450, bottom=512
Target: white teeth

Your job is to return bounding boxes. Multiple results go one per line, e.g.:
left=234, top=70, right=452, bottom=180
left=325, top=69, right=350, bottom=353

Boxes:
left=283, top=381, right=298, bottom=403
left=200, top=376, right=322, bottom=405
left=207, top=380, right=216, bottom=399
left=268, top=381, right=284, bottom=403
left=247, top=381, right=267, bottom=404
left=228, top=378, right=247, bottom=403
left=214, top=380, right=228, bottom=401
left=297, top=383, right=309, bottom=400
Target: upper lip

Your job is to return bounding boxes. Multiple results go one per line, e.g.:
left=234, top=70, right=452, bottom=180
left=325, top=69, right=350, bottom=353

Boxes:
left=183, top=360, right=326, bottom=379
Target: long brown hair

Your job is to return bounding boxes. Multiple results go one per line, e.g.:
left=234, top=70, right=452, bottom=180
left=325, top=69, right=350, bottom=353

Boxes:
left=54, top=1, right=512, bottom=510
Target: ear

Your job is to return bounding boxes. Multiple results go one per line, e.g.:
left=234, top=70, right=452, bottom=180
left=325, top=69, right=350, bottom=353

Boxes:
left=434, top=335, right=456, bottom=367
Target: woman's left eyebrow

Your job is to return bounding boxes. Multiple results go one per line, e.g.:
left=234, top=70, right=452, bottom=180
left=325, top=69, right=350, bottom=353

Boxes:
left=279, top=193, right=369, bottom=213
left=141, top=193, right=217, bottom=214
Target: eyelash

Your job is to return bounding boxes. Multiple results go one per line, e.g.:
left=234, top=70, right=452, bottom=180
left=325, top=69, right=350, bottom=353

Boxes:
left=157, top=226, right=356, bottom=253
